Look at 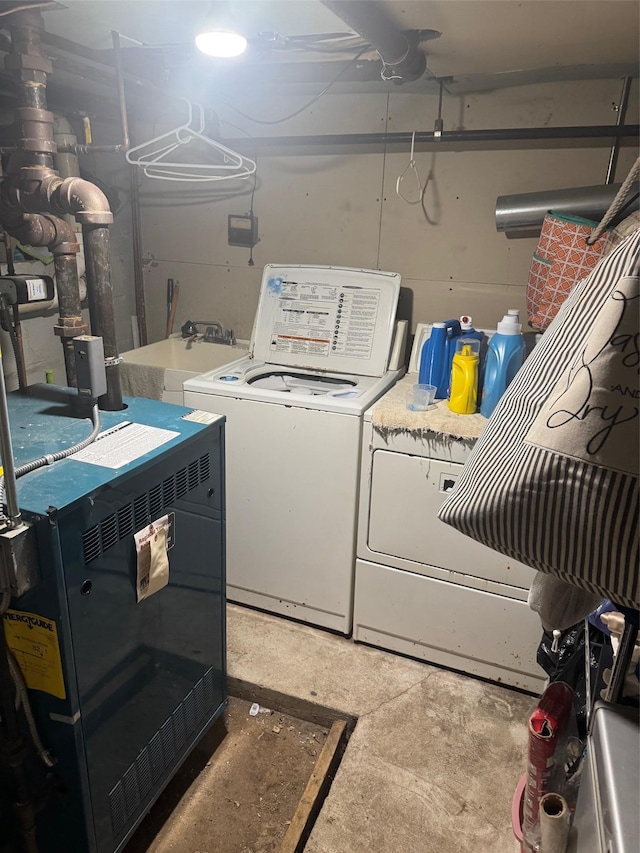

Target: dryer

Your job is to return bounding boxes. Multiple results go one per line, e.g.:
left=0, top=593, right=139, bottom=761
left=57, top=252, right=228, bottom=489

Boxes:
left=184, top=264, right=404, bottom=634
left=353, top=329, right=545, bottom=692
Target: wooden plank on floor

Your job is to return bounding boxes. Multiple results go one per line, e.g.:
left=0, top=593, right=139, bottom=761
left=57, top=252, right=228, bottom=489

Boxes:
left=228, top=676, right=357, bottom=733
left=279, top=719, right=347, bottom=853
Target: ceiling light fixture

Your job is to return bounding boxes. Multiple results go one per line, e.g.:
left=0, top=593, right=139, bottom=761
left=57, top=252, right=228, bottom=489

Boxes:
left=195, top=29, right=247, bottom=58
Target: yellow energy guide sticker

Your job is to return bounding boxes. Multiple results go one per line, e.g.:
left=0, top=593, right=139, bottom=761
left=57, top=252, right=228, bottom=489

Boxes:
left=3, top=609, right=66, bottom=700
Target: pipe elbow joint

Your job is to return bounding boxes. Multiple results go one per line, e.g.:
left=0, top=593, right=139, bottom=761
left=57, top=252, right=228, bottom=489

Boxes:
left=44, top=176, right=113, bottom=226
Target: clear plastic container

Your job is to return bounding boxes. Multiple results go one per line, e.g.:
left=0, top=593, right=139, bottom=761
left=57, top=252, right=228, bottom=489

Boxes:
left=407, top=383, right=436, bottom=411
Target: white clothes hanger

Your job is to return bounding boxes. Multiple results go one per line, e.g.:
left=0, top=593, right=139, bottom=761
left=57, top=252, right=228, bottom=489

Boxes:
left=126, top=99, right=256, bottom=183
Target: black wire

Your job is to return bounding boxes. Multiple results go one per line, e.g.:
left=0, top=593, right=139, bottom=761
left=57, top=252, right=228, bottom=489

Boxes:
left=226, top=47, right=368, bottom=126
left=248, top=149, right=258, bottom=266
left=249, top=156, right=257, bottom=214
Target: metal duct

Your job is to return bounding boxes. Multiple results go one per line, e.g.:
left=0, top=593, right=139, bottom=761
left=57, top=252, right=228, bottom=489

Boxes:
left=322, top=1, right=427, bottom=83
left=495, top=183, right=640, bottom=232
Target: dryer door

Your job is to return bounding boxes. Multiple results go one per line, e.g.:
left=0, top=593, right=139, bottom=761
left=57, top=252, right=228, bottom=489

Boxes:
left=367, top=449, right=536, bottom=589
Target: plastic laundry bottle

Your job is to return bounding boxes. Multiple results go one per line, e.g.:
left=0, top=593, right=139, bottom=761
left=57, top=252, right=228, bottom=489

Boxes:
left=419, top=320, right=461, bottom=398
left=480, top=313, right=526, bottom=418
left=441, top=319, right=462, bottom=398
left=451, top=316, right=484, bottom=398
left=418, top=322, right=447, bottom=389
left=449, top=338, right=480, bottom=414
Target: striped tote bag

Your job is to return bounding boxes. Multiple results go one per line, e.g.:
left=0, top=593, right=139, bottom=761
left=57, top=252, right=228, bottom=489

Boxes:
left=438, top=231, right=639, bottom=608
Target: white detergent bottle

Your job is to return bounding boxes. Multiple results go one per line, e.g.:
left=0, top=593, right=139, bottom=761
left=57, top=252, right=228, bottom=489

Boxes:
left=480, top=311, right=526, bottom=418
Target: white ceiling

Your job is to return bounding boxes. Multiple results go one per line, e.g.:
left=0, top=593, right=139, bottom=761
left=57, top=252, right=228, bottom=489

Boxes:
left=42, top=0, right=640, bottom=85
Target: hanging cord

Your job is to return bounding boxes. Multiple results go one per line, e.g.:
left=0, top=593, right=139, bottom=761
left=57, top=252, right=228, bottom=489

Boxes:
left=395, top=135, right=440, bottom=226
left=587, top=153, right=640, bottom=244
left=396, top=131, right=424, bottom=204
left=420, top=153, right=440, bottom=227
left=248, top=150, right=258, bottom=267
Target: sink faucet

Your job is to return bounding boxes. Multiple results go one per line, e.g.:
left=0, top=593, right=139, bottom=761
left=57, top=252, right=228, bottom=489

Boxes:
left=181, top=320, right=235, bottom=345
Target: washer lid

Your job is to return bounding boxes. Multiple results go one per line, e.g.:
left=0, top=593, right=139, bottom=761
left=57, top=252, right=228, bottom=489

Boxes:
left=251, top=264, right=401, bottom=377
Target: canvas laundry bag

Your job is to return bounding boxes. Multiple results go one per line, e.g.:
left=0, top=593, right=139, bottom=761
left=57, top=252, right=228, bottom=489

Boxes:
left=438, top=230, right=640, bottom=609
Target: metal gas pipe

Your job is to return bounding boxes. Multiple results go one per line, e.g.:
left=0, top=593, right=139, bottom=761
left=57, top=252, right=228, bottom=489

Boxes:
left=0, top=7, right=123, bottom=410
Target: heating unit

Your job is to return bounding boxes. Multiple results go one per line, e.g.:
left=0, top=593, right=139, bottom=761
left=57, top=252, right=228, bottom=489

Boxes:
left=0, top=386, right=226, bottom=853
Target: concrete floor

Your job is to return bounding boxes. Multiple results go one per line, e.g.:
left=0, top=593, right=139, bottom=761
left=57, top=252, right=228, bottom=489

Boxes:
left=227, top=603, right=536, bottom=853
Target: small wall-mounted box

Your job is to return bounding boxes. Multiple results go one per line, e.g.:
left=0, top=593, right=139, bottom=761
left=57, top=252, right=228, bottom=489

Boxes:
left=228, top=214, right=259, bottom=248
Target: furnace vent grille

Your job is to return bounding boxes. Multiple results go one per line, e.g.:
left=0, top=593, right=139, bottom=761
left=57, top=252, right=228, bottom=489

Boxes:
left=82, top=453, right=210, bottom=565
left=108, top=666, right=217, bottom=840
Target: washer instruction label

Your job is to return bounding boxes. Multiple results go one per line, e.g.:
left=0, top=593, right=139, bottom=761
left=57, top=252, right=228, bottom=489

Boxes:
left=3, top=609, right=66, bottom=699
left=269, top=282, right=380, bottom=359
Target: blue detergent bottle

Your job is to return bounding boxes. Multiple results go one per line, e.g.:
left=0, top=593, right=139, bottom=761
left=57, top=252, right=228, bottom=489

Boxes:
left=419, top=320, right=461, bottom=398
left=418, top=322, right=447, bottom=389
left=442, top=319, right=462, bottom=398
left=480, top=311, right=526, bottom=418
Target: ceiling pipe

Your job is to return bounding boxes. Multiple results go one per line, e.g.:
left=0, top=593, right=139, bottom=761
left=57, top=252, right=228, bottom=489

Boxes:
left=227, top=124, right=640, bottom=149
left=0, top=6, right=123, bottom=410
left=322, top=0, right=427, bottom=83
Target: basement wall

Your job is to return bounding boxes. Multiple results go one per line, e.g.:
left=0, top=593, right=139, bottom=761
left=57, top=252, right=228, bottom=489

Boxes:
left=136, top=77, right=639, bottom=347
left=2, top=77, right=638, bottom=385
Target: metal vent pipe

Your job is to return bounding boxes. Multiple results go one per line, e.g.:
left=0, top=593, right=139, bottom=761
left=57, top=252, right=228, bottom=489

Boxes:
left=322, top=1, right=427, bottom=83
left=495, top=183, right=640, bottom=232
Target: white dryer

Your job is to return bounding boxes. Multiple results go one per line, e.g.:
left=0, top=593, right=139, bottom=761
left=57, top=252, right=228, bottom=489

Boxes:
left=184, top=264, right=404, bottom=633
left=353, top=330, right=545, bottom=692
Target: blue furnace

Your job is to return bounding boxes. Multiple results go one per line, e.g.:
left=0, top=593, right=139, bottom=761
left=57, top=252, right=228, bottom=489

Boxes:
left=0, top=385, right=226, bottom=853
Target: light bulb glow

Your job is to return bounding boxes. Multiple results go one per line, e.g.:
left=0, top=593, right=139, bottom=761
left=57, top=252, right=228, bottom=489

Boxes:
left=195, top=30, right=247, bottom=58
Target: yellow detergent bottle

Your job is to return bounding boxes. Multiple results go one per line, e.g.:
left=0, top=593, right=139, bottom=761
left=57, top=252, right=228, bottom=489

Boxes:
left=448, top=337, right=480, bottom=414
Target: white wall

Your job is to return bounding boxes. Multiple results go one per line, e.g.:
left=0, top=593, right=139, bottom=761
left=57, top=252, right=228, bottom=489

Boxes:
left=138, top=77, right=639, bottom=349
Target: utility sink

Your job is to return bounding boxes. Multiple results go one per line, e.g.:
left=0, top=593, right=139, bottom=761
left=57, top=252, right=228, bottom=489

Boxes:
left=120, top=336, right=249, bottom=404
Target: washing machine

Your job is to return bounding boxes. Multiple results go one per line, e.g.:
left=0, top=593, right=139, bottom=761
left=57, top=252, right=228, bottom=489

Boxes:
left=184, top=264, right=404, bottom=634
